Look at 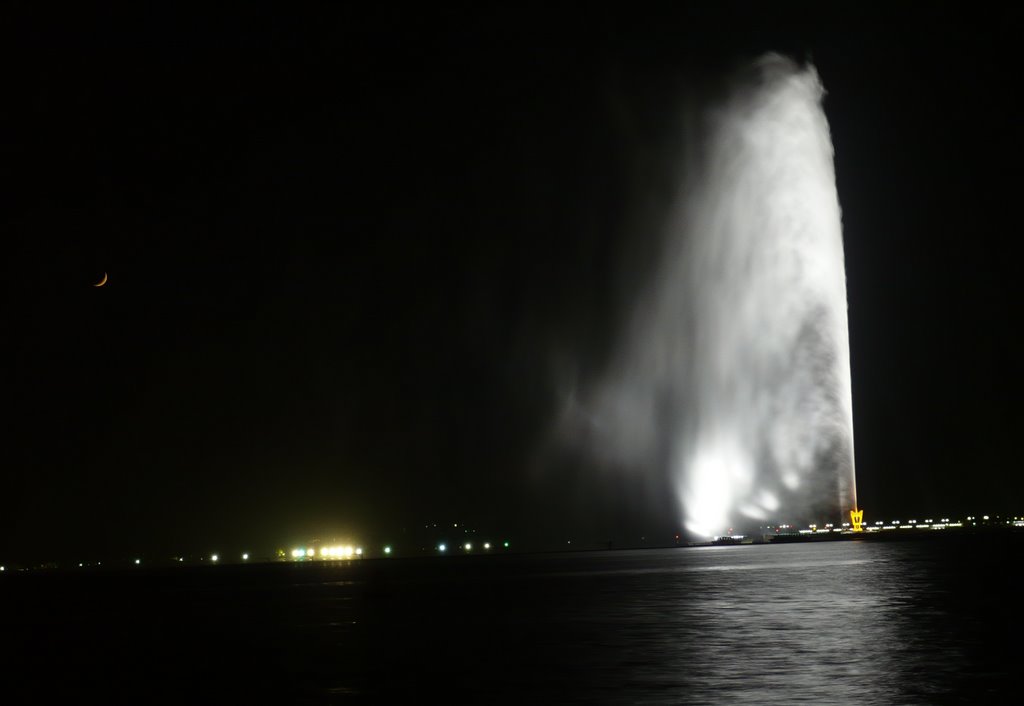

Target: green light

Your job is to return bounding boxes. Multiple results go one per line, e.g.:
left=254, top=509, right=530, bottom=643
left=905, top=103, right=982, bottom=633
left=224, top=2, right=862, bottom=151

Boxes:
left=503, top=541, right=509, bottom=548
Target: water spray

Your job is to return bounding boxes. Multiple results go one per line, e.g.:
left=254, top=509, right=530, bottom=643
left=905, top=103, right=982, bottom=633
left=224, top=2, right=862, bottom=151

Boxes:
left=572, top=55, right=858, bottom=536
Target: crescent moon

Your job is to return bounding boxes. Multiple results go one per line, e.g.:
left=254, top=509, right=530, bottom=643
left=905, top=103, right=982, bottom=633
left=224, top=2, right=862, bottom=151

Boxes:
left=93, top=272, right=108, bottom=287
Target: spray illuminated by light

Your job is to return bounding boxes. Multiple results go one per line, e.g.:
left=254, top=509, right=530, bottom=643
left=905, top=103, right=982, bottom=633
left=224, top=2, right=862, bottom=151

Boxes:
left=572, top=55, right=856, bottom=536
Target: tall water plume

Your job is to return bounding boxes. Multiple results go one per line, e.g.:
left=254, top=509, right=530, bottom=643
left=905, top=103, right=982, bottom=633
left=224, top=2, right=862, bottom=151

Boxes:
left=561, top=55, right=856, bottom=537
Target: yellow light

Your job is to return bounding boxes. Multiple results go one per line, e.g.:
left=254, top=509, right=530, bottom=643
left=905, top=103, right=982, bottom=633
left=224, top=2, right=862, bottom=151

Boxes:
left=384, top=546, right=392, bottom=555
left=355, top=548, right=363, bottom=556
left=242, top=553, right=249, bottom=560
left=291, top=549, right=303, bottom=558
left=850, top=508, right=864, bottom=532
left=464, top=543, right=472, bottom=551
left=211, top=554, right=219, bottom=562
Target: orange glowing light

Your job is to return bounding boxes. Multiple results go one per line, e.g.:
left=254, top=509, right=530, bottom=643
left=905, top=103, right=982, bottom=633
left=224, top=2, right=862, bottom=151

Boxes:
left=850, top=508, right=864, bottom=532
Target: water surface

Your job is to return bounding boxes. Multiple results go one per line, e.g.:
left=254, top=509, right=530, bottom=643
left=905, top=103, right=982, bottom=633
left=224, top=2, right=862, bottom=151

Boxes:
left=4, top=536, right=1019, bottom=703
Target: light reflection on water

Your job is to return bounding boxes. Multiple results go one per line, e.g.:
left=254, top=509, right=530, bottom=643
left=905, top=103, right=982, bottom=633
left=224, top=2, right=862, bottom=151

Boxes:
left=587, top=544, right=933, bottom=705
left=321, top=540, right=1017, bottom=704
left=4, top=537, right=1018, bottom=704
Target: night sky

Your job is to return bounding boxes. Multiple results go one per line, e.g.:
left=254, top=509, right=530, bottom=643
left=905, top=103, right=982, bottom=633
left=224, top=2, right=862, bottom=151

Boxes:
left=4, top=4, right=1020, bottom=563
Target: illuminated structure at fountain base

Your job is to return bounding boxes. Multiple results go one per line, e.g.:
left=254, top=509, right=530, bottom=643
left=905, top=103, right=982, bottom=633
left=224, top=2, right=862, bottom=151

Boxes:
left=850, top=508, right=864, bottom=532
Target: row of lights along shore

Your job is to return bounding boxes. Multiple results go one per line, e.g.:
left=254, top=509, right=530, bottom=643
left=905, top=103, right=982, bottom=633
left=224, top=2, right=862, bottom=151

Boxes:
left=1, top=540, right=520, bottom=572
left=5, top=517, right=1022, bottom=571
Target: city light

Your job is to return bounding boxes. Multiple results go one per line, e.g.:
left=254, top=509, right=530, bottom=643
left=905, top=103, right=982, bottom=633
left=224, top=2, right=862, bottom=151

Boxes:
left=297, top=545, right=363, bottom=559
left=2, top=513, right=1022, bottom=574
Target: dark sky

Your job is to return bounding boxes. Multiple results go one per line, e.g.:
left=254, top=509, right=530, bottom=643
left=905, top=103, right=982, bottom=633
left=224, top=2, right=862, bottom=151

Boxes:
left=3, top=4, right=1020, bottom=562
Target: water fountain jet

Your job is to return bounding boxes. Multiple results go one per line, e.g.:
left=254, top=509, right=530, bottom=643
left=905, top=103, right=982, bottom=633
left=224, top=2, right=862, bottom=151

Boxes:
left=565, top=55, right=857, bottom=537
